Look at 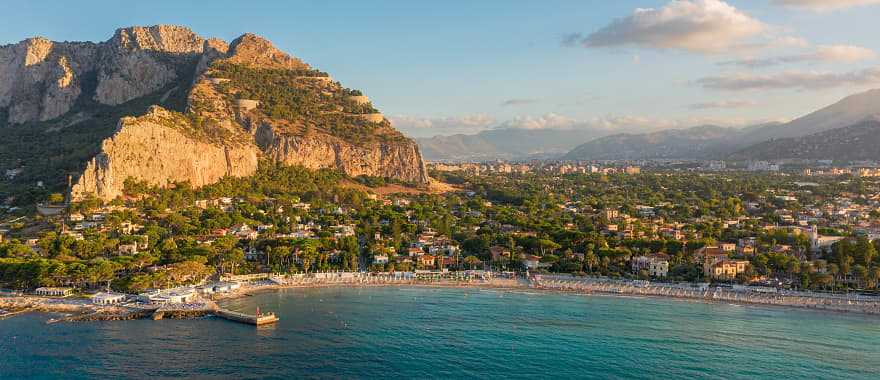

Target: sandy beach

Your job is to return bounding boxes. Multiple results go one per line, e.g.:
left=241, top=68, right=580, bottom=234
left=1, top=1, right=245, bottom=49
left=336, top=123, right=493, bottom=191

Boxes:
left=4, top=272, right=880, bottom=323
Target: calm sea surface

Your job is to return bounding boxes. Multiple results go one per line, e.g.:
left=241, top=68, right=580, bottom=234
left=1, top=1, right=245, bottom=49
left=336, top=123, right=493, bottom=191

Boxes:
left=1, top=287, right=878, bottom=379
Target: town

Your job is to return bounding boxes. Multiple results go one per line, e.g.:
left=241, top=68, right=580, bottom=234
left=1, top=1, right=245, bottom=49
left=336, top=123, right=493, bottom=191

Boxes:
left=2, top=160, right=880, bottom=317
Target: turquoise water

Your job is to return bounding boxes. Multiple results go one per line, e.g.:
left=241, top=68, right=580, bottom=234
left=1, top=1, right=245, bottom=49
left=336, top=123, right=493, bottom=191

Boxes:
left=1, top=287, right=879, bottom=379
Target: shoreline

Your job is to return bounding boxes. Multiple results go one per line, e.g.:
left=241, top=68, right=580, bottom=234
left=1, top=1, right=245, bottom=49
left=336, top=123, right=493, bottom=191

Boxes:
left=4, top=276, right=879, bottom=323
left=213, top=276, right=880, bottom=316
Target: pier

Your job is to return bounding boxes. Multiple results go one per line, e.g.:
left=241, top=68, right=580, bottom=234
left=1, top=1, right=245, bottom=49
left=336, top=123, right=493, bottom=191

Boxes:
left=215, top=308, right=279, bottom=326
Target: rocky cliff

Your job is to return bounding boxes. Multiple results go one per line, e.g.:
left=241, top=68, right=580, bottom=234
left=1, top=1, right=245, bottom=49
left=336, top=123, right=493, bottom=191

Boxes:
left=0, top=25, right=429, bottom=201
left=71, top=107, right=259, bottom=200
left=0, top=25, right=204, bottom=125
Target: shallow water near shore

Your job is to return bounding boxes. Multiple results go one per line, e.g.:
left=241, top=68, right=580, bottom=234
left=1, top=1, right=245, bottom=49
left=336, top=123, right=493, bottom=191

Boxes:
left=1, top=286, right=879, bottom=379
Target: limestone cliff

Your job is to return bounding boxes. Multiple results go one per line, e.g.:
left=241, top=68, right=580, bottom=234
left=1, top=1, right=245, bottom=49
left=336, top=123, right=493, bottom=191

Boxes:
left=71, top=107, right=259, bottom=200
left=0, top=25, right=205, bottom=124
left=0, top=37, right=98, bottom=123
left=94, top=25, right=206, bottom=106
left=49, top=25, right=430, bottom=201
left=255, top=123, right=429, bottom=184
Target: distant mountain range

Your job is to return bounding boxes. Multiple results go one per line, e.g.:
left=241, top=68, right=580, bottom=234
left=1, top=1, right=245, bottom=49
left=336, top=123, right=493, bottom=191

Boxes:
left=729, top=120, right=880, bottom=162
left=562, top=125, right=747, bottom=161
left=563, top=88, right=880, bottom=162
left=416, top=128, right=619, bottom=162
left=416, top=88, right=880, bottom=163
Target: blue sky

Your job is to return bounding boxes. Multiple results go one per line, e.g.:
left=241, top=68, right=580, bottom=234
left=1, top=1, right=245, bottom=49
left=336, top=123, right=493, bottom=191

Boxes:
left=3, top=0, right=880, bottom=137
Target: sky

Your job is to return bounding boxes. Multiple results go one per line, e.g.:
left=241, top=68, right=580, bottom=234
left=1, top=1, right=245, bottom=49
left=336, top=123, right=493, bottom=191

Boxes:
left=3, top=0, right=880, bottom=137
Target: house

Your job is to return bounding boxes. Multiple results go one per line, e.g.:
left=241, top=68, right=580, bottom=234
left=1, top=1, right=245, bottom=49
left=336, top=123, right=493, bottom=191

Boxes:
left=92, top=292, right=127, bottom=305
left=707, top=260, right=750, bottom=280
left=118, top=222, right=142, bottom=234
left=632, top=253, right=670, bottom=277
left=524, top=255, right=547, bottom=270
left=35, top=287, right=74, bottom=297
left=331, top=225, right=356, bottom=238
left=809, top=225, right=845, bottom=253
left=118, top=243, right=138, bottom=255
left=63, top=231, right=85, bottom=241
left=231, top=224, right=258, bottom=240
left=738, top=245, right=756, bottom=256
left=694, top=246, right=728, bottom=266
left=419, top=255, right=436, bottom=268
left=374, top=255, right=389, bottom=265
left=407, top=247, right=425, bottom=257
left=604, top=209, right=619, bottom=220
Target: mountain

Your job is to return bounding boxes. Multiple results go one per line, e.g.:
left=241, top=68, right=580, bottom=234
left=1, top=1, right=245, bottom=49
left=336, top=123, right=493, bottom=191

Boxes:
left=0, top=25, right=428, bottom=202
left=564, top=88, right=880, bottom=161
left=743, top=89, right=880, bottom=144
left=729, top=119, right=880, bottom=161
left=562, top=125, right=748, bottom=160
left=416, top=128, right=613, bottom=161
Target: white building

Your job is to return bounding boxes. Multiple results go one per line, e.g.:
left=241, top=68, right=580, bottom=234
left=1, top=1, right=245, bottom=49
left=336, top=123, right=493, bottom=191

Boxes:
left=139, top=288, right=197, bottom=304
left=212, top=281, right=242, bottom=293
left=92, top=292, right=127, bottom=305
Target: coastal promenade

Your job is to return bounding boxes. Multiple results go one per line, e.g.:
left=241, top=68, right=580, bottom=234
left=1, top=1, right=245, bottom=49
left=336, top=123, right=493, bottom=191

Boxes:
left=533, top=274, right=880, bottom=315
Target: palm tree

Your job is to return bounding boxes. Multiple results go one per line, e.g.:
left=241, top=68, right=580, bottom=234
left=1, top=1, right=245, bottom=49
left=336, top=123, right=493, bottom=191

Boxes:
left=464, top=255, right=480, bottom=270
left=585, top=251, right=598, bottom=274
left=852, top=265, right=868, bottom=290
left=828, top=263, right=839, bottom=291
left=869, top=267, right=880, bottom=290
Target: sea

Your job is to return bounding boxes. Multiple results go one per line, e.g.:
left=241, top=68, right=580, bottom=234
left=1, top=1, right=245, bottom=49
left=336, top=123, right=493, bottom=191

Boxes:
left=1, top=287, right=878, bottom=379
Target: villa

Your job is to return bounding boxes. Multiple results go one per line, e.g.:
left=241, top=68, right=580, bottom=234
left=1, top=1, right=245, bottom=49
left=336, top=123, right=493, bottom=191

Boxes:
left=632, top=253, right=670, bottom=278
left=707, top=260, right=750, bottom=280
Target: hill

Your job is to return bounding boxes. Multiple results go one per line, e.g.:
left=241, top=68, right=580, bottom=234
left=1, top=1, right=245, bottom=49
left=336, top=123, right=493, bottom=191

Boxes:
left=562, top=125, right=746, bottom=160
left=744, top=89, right=880, bottom=144
left=729, top=119, right=880, bottom=161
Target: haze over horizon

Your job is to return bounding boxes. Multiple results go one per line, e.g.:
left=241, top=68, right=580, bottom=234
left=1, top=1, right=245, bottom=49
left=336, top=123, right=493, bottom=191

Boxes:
left=4, top=0, right=880, bottom=137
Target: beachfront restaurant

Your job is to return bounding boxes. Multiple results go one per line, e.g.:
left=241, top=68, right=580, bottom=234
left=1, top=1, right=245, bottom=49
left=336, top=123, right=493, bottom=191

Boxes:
left=35, top=287, right=74, bottom=297
left=92, top=292, right=128, bottom=305
left=138, top=288, right=197, bottom=304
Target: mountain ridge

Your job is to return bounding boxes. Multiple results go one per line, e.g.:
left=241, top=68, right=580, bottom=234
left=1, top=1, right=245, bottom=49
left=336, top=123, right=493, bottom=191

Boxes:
left=729, top=119, right=880, bottom=161
left=0, top=25, right=429, bottom=202
left=563, top=88, right=880, bottom=161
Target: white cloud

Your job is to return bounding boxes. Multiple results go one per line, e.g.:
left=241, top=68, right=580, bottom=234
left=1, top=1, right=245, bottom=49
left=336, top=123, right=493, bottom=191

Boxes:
left=815, top=45, right=877, bottom=62
left=389, top=114, right=496, bottom=137
left=496, top=113, right=578, bottom=130
left=696, top=66, right=880, bottom=90
left=398, top=112, right=768, bottom=137
left=773, top=0, right=880, bottom=11
left=720, top=44, right=876, bottom=67
left=567, top=0, right=765, bottom=54
left=687, top=100, right=757, bottom=109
